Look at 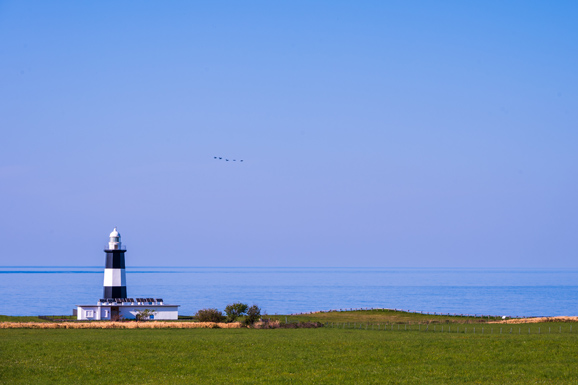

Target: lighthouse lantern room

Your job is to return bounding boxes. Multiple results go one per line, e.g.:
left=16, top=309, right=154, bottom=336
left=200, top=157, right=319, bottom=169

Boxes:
left=76, top=228, right=179, bottom=321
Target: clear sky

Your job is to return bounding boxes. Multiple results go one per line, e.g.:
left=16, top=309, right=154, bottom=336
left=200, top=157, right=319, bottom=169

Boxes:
left=1, top=1, right=576, bottom=267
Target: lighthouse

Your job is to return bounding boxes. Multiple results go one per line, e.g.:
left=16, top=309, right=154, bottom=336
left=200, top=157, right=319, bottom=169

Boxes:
left=76, top=228, right=179, bottom=320
left=103, top=227, right=127, bottom=298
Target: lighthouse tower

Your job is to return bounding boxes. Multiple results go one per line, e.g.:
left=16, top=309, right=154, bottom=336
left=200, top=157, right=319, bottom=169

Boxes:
left=76, top=228, right=180, bottom=320
left=103, top=227, right=127, bottom=298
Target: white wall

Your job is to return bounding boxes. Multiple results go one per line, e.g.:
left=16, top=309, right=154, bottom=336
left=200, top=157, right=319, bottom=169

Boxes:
left=77, top=306, right=100, bottom=320
left=120, top=306, right=179, bottom=320
left=77, top=305, right=178, bottom=320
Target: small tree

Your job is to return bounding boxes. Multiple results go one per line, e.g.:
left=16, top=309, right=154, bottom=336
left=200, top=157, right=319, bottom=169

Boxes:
left=244, top=305, right=261, bottom=326
left=136, top=309, right=156, bottom=321
left=195, top=308, right=225, bottom=323
left=224, top=303, right=248, bottom=323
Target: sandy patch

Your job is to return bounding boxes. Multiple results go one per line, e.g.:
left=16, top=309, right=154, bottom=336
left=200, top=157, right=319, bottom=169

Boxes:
left=489, top=316, right=578, bottom=324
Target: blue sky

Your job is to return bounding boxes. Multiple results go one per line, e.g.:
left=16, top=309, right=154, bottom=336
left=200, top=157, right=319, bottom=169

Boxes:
left=1, top=1, right=576, bottom=267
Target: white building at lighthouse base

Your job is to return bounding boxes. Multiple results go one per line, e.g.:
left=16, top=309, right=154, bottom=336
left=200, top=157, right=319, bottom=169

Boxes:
left=77, top=298, right=179, bottom=321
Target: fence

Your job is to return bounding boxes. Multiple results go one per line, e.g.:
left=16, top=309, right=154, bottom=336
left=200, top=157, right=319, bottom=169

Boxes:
left=38, top=316, right=75, bottom=322
left=323, top=321, right=575, bottom=335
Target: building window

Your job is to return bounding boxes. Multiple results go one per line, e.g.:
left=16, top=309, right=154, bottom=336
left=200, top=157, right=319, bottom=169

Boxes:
left=104, top=310, right=109, bottom=317
left=86, top=310, right=94, bottom=317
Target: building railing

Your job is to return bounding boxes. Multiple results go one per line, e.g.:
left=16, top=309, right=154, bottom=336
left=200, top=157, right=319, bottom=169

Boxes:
left=104, top=244, right=127, bottom=251
left=98, top=298, right=164, bottom=306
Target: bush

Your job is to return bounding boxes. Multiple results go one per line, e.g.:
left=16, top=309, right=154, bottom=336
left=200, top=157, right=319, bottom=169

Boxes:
left=243, top=305, right=261, bottom=326
left=224, top=303, right=248, bottom=323
left=135, top=309, right=156, bottom=321
left=195, top=308, right=225, bottom=323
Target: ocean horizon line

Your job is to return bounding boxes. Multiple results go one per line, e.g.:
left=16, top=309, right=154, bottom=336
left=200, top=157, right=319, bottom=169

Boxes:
left=1, top=265, right=576, bottom=270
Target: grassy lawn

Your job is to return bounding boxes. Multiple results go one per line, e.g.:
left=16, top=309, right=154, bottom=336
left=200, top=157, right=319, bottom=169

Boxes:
left=1, top=327, right=577, bottom=384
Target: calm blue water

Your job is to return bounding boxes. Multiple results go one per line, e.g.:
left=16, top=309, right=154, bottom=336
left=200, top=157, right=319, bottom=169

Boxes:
left=0, top=267, right=576, bottom=317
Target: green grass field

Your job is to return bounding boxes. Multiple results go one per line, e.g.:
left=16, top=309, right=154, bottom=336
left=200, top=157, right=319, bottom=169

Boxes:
left=2, top=325, right=578, bottom=384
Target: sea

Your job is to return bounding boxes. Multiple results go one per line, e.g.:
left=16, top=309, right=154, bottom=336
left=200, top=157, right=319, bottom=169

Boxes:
left=0, top=267, right=576, bottom=317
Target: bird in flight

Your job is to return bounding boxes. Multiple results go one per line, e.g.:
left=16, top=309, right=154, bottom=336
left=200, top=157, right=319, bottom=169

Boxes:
left=214, top=156, right=244, bottom=163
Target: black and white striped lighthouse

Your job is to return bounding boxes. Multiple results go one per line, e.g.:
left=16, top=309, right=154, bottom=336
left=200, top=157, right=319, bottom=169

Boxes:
left=76, top=228, right=180, bottom=320
left=103, top=228, right=127, bottom=299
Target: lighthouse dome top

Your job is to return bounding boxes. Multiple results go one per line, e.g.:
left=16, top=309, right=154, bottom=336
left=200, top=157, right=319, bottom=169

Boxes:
left=109, top=228, right=120, bottom=238
left=107, top=227, right=122, bottom=250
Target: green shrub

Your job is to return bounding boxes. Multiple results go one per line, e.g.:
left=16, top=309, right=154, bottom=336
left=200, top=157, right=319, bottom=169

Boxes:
left=244, top=305, right=261, bottom=326
left=224, top=303, right=248, bottom=323
left=195, top=308, right=225, bottom=323
left=136, top=309, right=156, bottom=321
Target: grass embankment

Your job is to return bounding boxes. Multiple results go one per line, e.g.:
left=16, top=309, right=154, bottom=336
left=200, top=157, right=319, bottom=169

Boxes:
left=274, top=310, right=577, bottom=335
left=273, top=309, right=503, bottom=324
left=1, top=327, right=578, bottom=384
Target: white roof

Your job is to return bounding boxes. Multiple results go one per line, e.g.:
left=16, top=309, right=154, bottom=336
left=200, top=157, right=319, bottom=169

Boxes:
left=109, top=227, right=120, bottom=238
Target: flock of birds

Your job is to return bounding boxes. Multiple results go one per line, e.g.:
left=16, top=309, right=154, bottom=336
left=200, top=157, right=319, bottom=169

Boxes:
left=214, top=156, right=244, bottom=162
